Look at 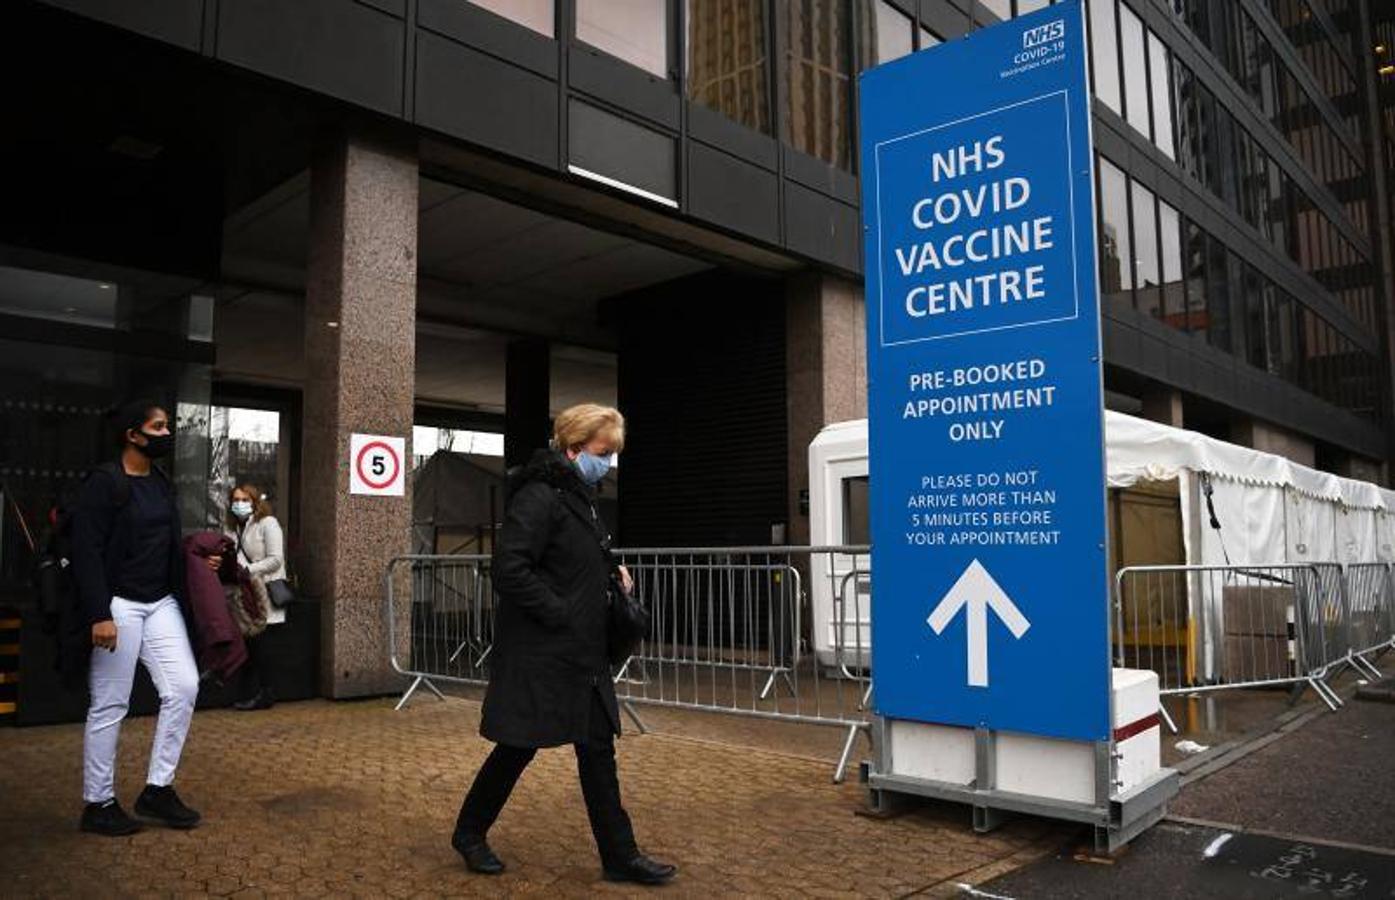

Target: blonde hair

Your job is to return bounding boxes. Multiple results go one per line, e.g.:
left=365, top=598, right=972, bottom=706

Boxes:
left=552, top=404, right=626, bottom=453
left=227, top=483, right=274, bottom=528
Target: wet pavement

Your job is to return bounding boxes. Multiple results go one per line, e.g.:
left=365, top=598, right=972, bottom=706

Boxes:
left=981, top=689, right=1395, bottom=899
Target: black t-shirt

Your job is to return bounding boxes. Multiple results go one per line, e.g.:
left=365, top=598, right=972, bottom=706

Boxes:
left=111, top=474, right=175, bottom=602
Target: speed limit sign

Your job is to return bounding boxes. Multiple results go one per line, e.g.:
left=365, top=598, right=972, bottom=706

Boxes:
left=349, top=433, right=406, bottom=496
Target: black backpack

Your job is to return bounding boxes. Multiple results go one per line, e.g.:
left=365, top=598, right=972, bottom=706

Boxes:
left=33, top=462, right=131, bottom=634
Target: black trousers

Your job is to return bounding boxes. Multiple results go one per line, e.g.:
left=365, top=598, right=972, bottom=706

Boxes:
left=455, top=689, right=638, bottom=867
left=238, top=631, right=271, bottom=700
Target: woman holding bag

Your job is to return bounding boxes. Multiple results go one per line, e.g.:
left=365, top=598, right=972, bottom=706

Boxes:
left=223, top=484, right=288, bottom=711
left=451, top=404, right=674, bottom=886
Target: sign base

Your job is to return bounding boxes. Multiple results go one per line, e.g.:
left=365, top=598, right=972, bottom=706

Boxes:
left=864, top=668, right=1178, bottom=853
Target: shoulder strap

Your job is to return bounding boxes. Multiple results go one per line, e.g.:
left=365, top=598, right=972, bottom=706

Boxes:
left=554, top=488, right=617, bottom=570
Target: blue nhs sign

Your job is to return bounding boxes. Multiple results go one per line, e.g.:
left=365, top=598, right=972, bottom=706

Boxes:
left=859, top=0, right=1111, bottom=742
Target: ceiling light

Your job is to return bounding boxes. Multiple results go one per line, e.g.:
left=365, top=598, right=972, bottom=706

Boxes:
left=326, top=320, right=340, bottom=328
left=63, top=306, right=78, bottom=313
left=98, top=283, right=113, bottom=290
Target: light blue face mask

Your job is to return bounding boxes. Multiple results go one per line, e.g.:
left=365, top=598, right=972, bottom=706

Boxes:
left=231, top=501, right=254, bottom=520
left=574, top=451, right=613, bottom=485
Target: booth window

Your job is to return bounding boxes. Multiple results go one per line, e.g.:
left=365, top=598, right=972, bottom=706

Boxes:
left=842, top=476, right=871, bottom=546
left=686, top=0, right=770, bottom=134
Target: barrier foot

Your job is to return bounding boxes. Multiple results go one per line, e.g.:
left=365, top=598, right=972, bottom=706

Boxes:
left=1351, top=653, right=1382, bottom=681
left=1308, top=677, right=1342, bottom=711
left=394, top=675, right=445, bottom=711
left=833, top=724, right=866, bottom=784
left=622, top=700, right=649, bottom=735
left=1158, top=702, right=1179, bottom=735
left=759, top=669, right=795, bottom=701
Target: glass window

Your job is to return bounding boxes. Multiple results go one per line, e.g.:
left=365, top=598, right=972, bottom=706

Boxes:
left=577, top=0, right=668, bottom=78
left=1018, top=0, right=1051, bottom=14
left=842, top=476, right=871, bottom=545
left=864, top=1, right=914, bottom=66
left=1131, top=181, right=1160, bottom=318
left=1147, top=31, right=1175, bottom=159
left=1088, top=0, right=1122, bottom=114
left=1184, top=220, right=1207, bottom=334
left=1119, top=4, right=1150, bottom=138
left=982, top=0, right=1011, bottom=18
left=1204, top=236, right=1233, bottom=352
left=1215, top=110, right=1239, bottom=208
left=1243, top=265, right=1266, bottom=369
left=1158, top=199, right=1183, bottom=328
left=468, top=0, right=554, bottom=37
left=782, top=1, right=854, bottom=169
left=687, top=0, right=770, bottom=134
left=1098, top=156, right=1134, bottom=314
left=1197, top=83, right=1219, bottom=194
left=210, top=407, right=286, bottom=527
left=919, top=27, right=942, bottom=50
left=1173, top=60, right=1200, bottom=178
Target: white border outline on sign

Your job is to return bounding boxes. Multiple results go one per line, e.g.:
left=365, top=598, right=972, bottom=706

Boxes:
left=873, top=90, right=1081, bottom=349
left=355, top=440, right=401, bottom=491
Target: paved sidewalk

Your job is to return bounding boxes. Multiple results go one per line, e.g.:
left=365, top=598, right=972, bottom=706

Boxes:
left=0, top=698, right=1064, bottom=897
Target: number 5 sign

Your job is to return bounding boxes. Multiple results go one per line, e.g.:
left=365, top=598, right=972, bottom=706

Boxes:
left=349, top=433, right=406, bottom=496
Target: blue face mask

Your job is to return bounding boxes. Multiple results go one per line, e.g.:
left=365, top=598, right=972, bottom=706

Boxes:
left=574, top=451, right=613, bottom=485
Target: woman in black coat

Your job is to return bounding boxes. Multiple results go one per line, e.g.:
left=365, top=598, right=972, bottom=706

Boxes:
left=452, top=404, right=675, bottom=886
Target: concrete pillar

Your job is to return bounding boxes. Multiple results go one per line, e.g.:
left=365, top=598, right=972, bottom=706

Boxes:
left=1140, top=388, right=1184, bottom=428
left=786, top=272, right=867, bottom=546
left=504, top=338, right=551, bottom=469
left=301, top=133, right=418, bottom=698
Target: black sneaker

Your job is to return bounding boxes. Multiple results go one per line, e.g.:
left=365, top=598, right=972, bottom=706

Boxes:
left=80, top=799, right=143, bottom=836
left=134, top=785, right=201, bottom=829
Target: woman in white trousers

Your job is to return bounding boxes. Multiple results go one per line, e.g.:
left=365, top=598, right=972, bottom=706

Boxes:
left=70, top=400, right=201, bottom=836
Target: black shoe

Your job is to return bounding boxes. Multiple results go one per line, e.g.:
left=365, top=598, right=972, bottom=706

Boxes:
left=604, top=855, right=677, bottom=885
left=233, top=689, right=274, bottom=711
left=134, top=785, right=201, bottom=829
left=452, top=832, right=505, bottom=875
left=80, top=799, right=143, bottom=836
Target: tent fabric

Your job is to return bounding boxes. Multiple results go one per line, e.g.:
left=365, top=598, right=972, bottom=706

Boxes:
left=412, top=451, right=505, bottom=528
left=1105, top=410, right=1386, bottom=511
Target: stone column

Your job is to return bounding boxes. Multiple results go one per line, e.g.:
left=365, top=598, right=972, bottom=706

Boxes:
left=786, top=272, right=867, bottom=546
left=301, top=133, right=418, bottom=698
left=505, top=338, right=551, bottom=469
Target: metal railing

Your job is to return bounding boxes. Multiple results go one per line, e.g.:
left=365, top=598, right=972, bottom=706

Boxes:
left=1114, top=562, right=1395, bottom=731
left=387, top=553, right=1395, bottom=762
left=384, top=546, right=874, bottom=782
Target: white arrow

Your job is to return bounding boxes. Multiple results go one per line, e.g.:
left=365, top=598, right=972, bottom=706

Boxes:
left=927, top=559, right=1031, bottom=688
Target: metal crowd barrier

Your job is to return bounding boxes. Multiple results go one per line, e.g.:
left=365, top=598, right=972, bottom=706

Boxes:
left=1114, top=562, right=1395, bottom=732
left=384, top=546, right=874, bottom=782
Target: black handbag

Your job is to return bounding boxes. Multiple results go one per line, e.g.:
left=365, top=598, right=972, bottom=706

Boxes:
left=606, top=573, right=649, bottom=666
left=267, top=578, right=296, bottom=610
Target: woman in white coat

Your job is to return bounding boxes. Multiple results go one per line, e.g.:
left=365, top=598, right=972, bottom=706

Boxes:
left=226, top=484, right=287, bottom=710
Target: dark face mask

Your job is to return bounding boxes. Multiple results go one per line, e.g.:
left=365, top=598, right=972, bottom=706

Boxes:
left=133, top=430, right=175, bottom=459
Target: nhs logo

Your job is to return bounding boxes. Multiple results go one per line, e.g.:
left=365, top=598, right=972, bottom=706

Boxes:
left=1023, top=19, right=1066, bottom=49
